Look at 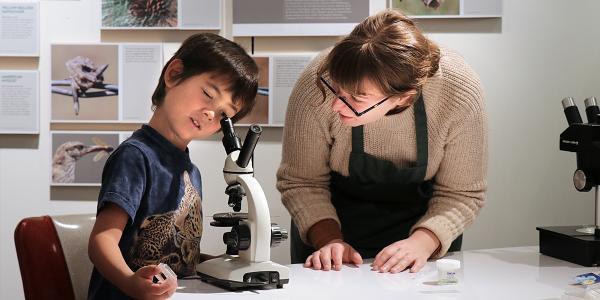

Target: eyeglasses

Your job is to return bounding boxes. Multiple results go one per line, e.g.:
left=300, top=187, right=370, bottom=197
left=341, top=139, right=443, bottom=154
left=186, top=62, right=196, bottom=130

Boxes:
left=320, top=76, right=390, bottom=117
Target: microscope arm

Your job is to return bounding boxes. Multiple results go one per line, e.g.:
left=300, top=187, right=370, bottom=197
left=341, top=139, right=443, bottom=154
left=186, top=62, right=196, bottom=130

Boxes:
left=236, top=174, right=271, bottom=263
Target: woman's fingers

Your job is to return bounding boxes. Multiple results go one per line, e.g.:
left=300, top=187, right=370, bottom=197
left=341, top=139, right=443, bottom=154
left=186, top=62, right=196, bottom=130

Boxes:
left=321, top=248, right=332, bottom=271
left=379, top=252, right=406, bottom=273
left=311, top=251, right=323, bottom=270
left=304, top=254, right=313, bottom=268
left=409, top=257, right=427, bottom=273
left=389, top=254, right=413, bottom=273
left=305, top=242, right=365, bottom=271
left=372, top=245, right=398, bottom=270
left=331, top=245, right=344, bottom=271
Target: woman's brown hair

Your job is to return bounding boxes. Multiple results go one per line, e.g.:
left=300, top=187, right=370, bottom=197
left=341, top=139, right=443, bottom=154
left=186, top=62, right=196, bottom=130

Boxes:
left=317, top=9, right=440, bottom=109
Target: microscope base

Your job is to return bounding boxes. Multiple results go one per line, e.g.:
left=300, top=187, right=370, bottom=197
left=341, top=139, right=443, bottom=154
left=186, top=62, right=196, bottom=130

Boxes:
left=537, top=226, right=600, bottom=267
left=196, top=256, right=290, bottom=290
left=197, top=272, right=289, bottom=290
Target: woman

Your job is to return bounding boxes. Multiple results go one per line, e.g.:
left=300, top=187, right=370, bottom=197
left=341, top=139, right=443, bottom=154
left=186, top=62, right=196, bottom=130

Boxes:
left=277, top=9, right=487, bottom=273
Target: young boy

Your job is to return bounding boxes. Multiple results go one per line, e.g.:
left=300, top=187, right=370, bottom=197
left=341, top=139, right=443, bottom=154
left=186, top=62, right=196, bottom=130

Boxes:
left=87, top=33, right=258, bottom=299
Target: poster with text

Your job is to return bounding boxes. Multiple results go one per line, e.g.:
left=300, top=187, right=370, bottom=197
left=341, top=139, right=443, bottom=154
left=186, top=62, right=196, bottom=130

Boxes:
left=51, top=132, right=119, bottom=186
left=102, top=0, right=221, bottom=29
left=0, top=2, right=39, bottom=56
left=233, top=0, right=370, bottom=36
left=119, top=44, right=162, bottom=122
left=270, top=54, right=315, bottom=125
left=0, top=71, right=38, bottom=133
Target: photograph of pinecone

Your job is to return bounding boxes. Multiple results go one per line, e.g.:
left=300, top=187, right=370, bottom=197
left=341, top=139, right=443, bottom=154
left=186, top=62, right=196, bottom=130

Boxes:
left=102, top=0, right=178, bottom=28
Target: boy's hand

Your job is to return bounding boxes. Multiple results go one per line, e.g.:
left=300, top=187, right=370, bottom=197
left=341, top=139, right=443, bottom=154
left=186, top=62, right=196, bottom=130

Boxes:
left=127, top=265, right=178, bottom=300
left=371, top=228, right=440, bottom=273
left=304, top=239, right=363, bottom=271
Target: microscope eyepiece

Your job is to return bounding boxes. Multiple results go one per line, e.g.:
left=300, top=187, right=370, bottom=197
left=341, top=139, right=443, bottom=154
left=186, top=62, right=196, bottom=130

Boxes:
left=584, top=97, right=600, bottom=124
left=237, top=125, right=262, bottom=168
left=220, top=116, right=242, bottom=154
left=562, top=97, right=583, bottom=125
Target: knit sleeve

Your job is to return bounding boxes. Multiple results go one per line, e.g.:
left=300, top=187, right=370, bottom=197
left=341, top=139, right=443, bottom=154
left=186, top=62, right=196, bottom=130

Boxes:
left=412, top=52, right=488, bottom=258
left=276, top=52, right=341, bottom=244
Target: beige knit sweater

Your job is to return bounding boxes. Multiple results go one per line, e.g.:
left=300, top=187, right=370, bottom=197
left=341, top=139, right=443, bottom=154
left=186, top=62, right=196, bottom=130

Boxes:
left=276, top=47, right=487, bottom=258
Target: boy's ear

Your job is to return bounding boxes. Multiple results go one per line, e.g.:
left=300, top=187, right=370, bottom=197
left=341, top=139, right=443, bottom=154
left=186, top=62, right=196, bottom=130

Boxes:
left=164, top=59, right=184, bottom=88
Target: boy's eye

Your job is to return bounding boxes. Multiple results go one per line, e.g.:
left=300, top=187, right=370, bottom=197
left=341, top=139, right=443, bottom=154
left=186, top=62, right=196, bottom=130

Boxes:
left=202, top=89, right=213, bottom=99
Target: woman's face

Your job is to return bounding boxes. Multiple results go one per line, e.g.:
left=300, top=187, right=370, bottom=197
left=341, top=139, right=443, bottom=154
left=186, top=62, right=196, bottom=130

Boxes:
left=329, top=78, right=409, bottom=127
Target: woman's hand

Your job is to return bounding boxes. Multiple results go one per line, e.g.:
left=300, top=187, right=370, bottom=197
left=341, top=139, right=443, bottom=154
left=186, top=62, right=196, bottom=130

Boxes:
left=371, top=228, right=440, bottom=273
left=126, top=265, right=178, bottom=300
left=304, top=239, right=363, bottom=271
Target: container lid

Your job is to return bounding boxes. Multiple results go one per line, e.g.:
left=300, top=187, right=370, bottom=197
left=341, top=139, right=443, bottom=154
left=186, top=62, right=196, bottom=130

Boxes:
left=436, top=258, right=461, bottom=270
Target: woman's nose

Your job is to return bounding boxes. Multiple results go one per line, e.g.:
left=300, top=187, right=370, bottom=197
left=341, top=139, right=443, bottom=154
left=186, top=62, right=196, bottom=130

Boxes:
left=331, top=96, right=346, bottom=112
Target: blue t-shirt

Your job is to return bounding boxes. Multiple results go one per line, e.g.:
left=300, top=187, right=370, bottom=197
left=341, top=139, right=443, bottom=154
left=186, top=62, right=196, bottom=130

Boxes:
left=88, top=125, right=203, bottom=300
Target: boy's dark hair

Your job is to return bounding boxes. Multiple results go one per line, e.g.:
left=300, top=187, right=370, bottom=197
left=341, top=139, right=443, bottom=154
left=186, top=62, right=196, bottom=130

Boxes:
left=152, top=33, right=258, bottom=122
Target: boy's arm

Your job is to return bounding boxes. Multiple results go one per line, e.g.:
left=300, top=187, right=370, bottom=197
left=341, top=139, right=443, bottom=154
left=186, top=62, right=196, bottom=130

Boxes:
left=88, top=203, right=175, bottom=298
left=88, top=203, right=134, bottom=293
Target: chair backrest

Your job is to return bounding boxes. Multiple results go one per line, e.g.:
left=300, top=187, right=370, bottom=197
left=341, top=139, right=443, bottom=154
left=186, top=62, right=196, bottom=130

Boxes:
left=14, top=214, right=95, bottom=300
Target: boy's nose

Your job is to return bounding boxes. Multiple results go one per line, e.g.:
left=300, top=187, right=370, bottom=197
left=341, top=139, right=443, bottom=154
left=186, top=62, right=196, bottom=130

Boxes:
left=203, top=110, right=215, bottom=122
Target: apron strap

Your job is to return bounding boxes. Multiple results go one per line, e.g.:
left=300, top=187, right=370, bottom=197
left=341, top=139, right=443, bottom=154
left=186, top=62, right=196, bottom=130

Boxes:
left=351, top=125, right=364, bottom=153
left=413, top=93, right=428, bottom=181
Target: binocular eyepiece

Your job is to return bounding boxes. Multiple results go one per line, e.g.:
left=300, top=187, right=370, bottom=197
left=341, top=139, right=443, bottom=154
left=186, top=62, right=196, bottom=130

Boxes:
left=562, top=97, right=600, bottom=125
left=220, top=116, right=262, bottom=168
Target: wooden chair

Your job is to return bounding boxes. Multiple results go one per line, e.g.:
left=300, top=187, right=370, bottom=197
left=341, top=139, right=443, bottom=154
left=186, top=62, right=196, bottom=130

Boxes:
left=14, top=214, right=95, bottom=300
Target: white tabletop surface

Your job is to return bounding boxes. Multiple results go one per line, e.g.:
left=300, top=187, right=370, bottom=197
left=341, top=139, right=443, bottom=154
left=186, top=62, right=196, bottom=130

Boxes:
left=173, top=246, right=599, bottom=300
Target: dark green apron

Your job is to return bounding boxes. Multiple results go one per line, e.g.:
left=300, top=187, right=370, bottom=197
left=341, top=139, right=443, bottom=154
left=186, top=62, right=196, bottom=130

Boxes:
left=290, top=94, right=462, bottom=263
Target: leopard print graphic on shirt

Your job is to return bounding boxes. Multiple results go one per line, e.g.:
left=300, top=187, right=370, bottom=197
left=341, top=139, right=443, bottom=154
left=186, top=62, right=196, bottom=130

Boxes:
left=129, top=171, right=203, bottom=276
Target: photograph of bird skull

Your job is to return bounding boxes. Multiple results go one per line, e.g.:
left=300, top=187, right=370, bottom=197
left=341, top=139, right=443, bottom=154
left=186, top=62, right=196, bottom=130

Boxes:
left=51, top=44, right=119, bottom=121
left=51, top=133, right=118, bottom=185
left=102, top=0, right=178, bottom=28
left=391, top=0, right=459, bottom=15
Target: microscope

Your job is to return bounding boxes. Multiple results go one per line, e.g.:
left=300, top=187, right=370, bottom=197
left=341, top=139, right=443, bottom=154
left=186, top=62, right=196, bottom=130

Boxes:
left=196, top=116, right=289, bottom=289
left=537, top=97, right=600, bottom=267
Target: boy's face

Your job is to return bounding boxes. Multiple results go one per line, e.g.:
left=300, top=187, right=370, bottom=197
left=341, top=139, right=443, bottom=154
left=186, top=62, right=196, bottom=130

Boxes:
left=153, top=60, right=240, bottom=149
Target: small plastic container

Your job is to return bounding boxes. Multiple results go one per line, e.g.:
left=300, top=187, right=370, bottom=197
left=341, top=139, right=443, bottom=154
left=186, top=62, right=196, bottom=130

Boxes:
left=436, top=259, right=460, bottom=285
left=154, top=263, right=176, bottom=284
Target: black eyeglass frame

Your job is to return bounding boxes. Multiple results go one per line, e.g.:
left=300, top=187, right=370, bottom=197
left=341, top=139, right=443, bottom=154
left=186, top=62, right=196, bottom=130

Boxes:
left=320, top=76, right=390, bottom=117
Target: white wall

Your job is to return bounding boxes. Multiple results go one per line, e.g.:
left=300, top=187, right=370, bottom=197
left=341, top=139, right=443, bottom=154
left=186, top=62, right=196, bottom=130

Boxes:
left=2, top=0, right=599, bottom=299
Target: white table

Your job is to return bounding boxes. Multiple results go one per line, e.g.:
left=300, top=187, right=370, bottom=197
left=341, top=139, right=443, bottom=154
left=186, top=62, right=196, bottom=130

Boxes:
left=173, top=246, right=599, bottom=300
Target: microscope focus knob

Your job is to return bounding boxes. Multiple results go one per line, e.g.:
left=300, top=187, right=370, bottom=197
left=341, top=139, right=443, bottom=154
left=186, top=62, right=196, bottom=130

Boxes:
left=223, top=224, right=251, bottom=252
left=574, top=169, right=593, bottom=192
left=270, top=223, right=288, bottom=247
